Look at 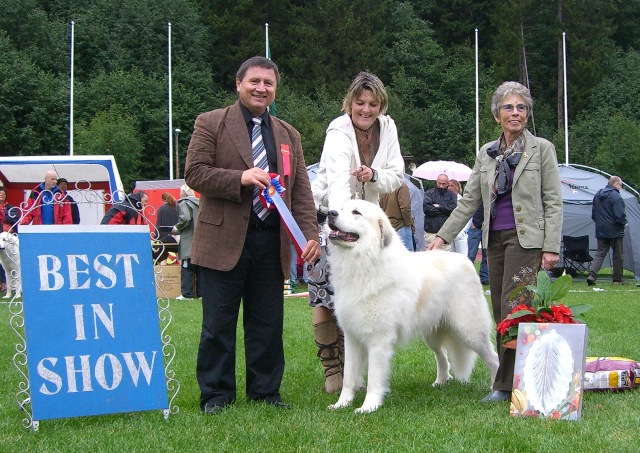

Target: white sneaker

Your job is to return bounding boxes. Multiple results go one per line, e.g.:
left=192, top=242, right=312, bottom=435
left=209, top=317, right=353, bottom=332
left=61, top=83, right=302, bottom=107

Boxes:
left=175, top=295, right=192, bottom=300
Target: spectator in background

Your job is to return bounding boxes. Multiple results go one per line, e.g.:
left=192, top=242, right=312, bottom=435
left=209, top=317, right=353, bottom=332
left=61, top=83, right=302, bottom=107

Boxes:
left=587, top=176, right=627, bottom=286
left=57, top=178, right=80, bottom=224
left=380, top=181, right=415, bottom=251
left=289, top=244, right=308, bottom=291
left=467, top=203, right=489, bottom=285
left=423, top=174, right=457, bottom=251
left=156, top=192, right=179, bottom=242
left=0, top=186, right=17, bottom=293
left=447, top=179, right=469, bottom=256
left=20, top=170, right=72, bottom=226
left=101, top=191, right=148, bottom=225
left=172, top=185, right=200, bottom=300
left=0, top=186, right=18, bottom=232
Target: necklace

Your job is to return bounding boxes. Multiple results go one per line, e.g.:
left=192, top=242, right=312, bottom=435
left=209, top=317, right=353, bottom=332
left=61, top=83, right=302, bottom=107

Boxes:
left=353, top=123, right=374, bottom=140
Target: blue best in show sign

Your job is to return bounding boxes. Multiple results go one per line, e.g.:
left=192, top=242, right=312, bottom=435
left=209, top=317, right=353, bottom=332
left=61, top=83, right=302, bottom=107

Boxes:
left=20, top=225, right=168, bottom=420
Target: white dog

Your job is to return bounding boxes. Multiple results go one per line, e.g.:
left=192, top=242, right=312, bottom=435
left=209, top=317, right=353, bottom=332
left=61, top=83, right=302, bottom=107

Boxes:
left=325, top=200, right=498, bottom=413
left=0, top=231, right=21, bottom=299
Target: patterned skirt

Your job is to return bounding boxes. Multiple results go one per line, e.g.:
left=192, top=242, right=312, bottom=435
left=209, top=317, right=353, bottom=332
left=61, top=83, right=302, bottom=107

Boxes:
left=307, top=232, right=334, bottom=310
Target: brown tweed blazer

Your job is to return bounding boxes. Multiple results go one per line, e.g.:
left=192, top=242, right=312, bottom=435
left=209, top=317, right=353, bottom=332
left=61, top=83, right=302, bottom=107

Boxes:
left=184, top=101, right=319, bottom=276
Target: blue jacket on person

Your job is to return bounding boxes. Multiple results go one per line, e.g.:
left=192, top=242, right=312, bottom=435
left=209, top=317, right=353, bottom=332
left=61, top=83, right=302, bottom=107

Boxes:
left=592, top=184, right=626, bottom=239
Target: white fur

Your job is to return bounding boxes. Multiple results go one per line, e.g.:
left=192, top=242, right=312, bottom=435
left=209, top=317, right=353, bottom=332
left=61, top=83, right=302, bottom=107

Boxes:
left=326, top=200, right=498, bottom=413
left=0, top=232, right=21, bottom=299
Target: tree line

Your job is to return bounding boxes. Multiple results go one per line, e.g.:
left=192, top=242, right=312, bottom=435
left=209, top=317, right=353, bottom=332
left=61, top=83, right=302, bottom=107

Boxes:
left=1, top=0, right=640, bottom=190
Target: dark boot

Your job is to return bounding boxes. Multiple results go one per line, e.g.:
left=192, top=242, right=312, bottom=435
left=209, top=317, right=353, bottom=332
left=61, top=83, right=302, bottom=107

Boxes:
left=313, top=319, right=343, bottom=393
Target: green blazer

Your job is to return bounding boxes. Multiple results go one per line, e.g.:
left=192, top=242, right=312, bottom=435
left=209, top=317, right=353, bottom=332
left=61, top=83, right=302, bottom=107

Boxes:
left=438, top=130, right=563, bottom=254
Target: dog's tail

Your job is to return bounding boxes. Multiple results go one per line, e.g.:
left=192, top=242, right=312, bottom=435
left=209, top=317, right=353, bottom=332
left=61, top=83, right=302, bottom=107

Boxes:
left=444, top=335, right=478, bottom=382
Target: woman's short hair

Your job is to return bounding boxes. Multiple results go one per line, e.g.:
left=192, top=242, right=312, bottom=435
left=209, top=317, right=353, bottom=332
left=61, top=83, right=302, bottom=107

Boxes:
left=448, top=179, right=462, bottom=195
left=180, top=184, right=195, bottom=198
left=342, top=72, right=389, bottom=115
left=490, top=81, right=533, bottom=118
left=236, top=56, right=280, bottom=86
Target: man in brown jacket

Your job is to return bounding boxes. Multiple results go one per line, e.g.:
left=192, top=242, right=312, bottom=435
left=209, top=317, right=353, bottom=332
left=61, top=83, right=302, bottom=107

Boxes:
left=379, top=181, right=415, bottom=251
left=184, top=56, right=320, bottom=414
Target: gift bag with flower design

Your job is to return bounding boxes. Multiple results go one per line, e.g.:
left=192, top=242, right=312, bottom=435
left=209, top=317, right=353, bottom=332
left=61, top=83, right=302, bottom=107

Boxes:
left=501, top=271, right=591, bottom=420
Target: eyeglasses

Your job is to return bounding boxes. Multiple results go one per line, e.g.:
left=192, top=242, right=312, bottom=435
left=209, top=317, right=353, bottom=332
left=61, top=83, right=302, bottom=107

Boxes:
left=501, top=103, right=528, bottom=112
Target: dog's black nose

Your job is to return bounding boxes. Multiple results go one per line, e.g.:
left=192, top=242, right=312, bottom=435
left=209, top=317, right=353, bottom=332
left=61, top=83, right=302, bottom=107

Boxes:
left=328, top=210, right=338, bottom=219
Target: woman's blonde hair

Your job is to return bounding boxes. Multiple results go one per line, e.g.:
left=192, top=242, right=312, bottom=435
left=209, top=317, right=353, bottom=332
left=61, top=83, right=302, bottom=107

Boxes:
left=448, top=179, right=462, bottom=195
left=341, top=72, right=389, bottom=115
left=180, top=184, right=195, bottom=198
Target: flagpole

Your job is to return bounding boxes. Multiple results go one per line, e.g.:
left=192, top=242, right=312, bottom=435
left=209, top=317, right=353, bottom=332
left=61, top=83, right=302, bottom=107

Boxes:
left=265, top=23, right=277, bottom=116
left=562, top=32, right=569, bottom=166
left=69, top=21, right=74, bottom=156
left=168, top=22, right=174, bottom=180
left=475, top=28, right=479, bottom=157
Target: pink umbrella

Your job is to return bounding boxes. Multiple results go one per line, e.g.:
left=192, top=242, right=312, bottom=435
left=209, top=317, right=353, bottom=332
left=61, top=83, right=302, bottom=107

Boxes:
left=412, top=160, right=473, bottom=181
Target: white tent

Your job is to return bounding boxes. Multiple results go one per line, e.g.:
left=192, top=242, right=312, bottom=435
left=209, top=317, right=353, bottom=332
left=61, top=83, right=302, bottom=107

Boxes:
left=558, top=165, right=640, bottom=282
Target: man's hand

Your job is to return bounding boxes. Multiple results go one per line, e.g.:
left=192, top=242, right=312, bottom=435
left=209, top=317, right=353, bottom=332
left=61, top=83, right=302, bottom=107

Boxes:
left=301, top=240, right=321, bottom=264
left=427, top=236, right=445, bottom=251
left=241, top=167, right=271, bottom=189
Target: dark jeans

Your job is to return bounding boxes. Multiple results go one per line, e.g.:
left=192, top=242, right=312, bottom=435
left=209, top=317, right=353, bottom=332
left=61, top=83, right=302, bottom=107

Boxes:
left=467, top=226, right=489, bottom=283
left=196, top=227, right=284, bottom=409
left=487, top=228, right=542, bottom=392
left=589, top=237, right=624, bottom=281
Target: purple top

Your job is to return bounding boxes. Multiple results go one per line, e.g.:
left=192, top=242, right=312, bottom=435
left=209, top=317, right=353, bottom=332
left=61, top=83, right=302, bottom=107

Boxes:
left=490, top=166, right=516, bottom=231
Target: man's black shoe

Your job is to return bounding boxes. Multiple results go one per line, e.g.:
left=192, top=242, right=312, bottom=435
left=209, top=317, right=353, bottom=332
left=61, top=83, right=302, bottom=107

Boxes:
left=586, top=276, right=596, bottom=286
left=481, top=280, right=489, bottom=285
left=267, top=399, right=292, bottom=409
left=202, top=402, right=229, bottom=414
left=251, top=396, right=292, bottom=409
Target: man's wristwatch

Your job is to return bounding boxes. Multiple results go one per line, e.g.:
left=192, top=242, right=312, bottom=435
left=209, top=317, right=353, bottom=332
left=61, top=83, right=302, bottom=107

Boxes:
left=370, top=169, right=378, bottom=183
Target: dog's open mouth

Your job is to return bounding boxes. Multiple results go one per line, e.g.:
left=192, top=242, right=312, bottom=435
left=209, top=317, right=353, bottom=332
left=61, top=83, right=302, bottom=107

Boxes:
left=328, top=222, right=359, bottom=242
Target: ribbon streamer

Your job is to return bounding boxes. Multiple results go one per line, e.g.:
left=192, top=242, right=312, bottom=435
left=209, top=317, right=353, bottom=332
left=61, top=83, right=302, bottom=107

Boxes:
left=260, top=174, right=308, bottom=254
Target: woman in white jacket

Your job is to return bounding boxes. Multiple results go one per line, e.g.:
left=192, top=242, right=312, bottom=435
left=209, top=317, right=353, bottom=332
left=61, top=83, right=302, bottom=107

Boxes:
left=309, top=72, right=404, bottom=393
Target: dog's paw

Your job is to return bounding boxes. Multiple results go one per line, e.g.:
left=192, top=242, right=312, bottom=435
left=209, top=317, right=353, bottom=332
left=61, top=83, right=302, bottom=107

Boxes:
left=355, top=394, right=383, bottom=413
left=2, top=294, right=9, bottom=299
left=431, top=375, right=452, bottom=387
left=328, top=396, right=354, bottom=410
left=328, top=401, right=350, bottom=410
left=355, top=402, right=381, bottom=414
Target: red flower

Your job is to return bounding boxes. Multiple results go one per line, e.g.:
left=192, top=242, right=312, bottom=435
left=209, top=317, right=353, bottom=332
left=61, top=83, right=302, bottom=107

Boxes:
left=551, top=304, right=575, bottom=323
left=537, top=312, right=555, bottom=322
left=498, top=302, right=580, bottom=343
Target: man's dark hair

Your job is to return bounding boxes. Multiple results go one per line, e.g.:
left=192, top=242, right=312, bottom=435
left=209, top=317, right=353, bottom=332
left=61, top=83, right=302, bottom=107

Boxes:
left=236, top=56, right=280, bottom=86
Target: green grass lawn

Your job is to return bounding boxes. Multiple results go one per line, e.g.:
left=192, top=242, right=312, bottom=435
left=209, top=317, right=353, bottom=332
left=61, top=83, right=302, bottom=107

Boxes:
left=1, top=278, right=638, bottom=452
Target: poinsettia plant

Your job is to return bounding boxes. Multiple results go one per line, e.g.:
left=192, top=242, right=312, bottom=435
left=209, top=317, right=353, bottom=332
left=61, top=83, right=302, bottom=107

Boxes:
left=497, top=270, right=591, bottom=345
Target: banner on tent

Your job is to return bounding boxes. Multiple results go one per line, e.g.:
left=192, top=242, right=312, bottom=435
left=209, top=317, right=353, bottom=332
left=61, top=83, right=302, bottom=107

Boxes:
left=19, top=225, right=168, bottom=421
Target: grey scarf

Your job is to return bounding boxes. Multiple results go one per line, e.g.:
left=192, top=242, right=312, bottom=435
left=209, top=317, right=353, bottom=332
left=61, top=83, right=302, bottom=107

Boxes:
left=487, top=131, right=526, bottom=218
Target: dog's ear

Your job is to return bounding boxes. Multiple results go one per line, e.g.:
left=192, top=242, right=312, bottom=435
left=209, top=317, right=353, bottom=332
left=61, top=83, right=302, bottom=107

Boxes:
left=379, top=218, right=394, bottom=248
